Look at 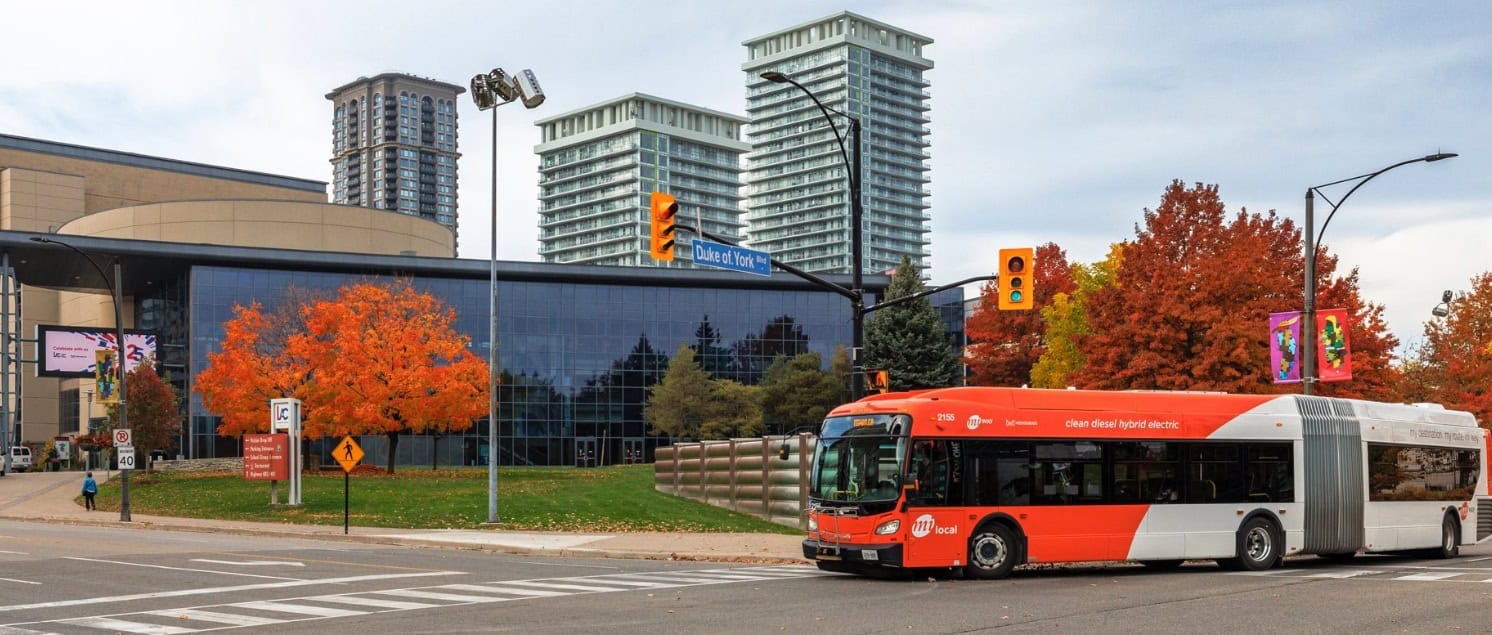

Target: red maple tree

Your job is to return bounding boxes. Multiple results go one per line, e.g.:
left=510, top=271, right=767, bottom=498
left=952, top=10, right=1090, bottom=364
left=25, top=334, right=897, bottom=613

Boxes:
left=964, top=243, right=1076, bottom=386
left=1073, top=181, right=1397, bottom=395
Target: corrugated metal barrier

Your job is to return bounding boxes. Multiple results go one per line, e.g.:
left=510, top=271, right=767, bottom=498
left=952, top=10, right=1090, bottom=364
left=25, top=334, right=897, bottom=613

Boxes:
left=653, top=434, right=816, bottom=529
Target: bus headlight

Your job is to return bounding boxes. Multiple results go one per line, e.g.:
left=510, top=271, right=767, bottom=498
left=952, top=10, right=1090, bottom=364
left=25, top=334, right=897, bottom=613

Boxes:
left=875, top=519, right=900, bottom=535
left=808, top=517, right=818, bottom=531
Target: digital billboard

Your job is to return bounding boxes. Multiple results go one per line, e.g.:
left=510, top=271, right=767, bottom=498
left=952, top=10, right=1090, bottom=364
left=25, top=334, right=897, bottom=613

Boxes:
left=36, top=325, right=157, bottom=378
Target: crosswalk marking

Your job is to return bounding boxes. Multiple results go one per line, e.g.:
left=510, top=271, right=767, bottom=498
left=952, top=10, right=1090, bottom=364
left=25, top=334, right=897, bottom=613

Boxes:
left=230, top=601, right=367, bottom=618
left=1394, top=572, right=1465, bottom=581
left=1299, top=569, right=1377, bottom=579
left=17, top=566, right=836, bottom=633
left=369, top=589, right=511, bottom=603
left=488, top=580, right=634, bottom=592
left=303, top=595, right=441, bottom=611
left=58, top=616, right=195, bottom=634
left=436, top=584, right=570, bottom=597
left=143, top=609, right=285, bottom=627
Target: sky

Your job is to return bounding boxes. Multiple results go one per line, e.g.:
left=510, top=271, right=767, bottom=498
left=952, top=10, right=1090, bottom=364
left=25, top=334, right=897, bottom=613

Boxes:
left=2, top=1, right=1489, bottom=355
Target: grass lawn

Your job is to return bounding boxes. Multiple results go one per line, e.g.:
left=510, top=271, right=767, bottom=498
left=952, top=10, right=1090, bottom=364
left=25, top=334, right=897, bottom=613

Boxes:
left=87, top=464, right=801, bottom=534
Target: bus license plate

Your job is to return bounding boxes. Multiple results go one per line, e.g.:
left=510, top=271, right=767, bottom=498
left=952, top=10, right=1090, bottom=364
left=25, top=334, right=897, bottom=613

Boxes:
left=862, top=550, right=878, bottom=561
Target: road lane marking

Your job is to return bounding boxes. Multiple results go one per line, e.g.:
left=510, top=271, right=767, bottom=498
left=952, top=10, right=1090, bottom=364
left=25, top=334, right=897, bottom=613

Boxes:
left=57, top=616, right=194, bottom=634
left=0, top=578, right=39, bottom=585
left=436, top=583, right=569, bottom=597
left=368, top=589, right=511, bottom=603
left=0, top=571, right=461, bottom=612
left=0, top=551, right=28, bottom=555
left=64, top=557, right=302, bottom=581
left=204, top=551, right=444, bottom=572
left=143, top=608, right=285, bottom=627
left=189, top=559, right=306, bottom=567
left=303, top=595, right=442, bottom=611
left=1299, top=570, right=1378, bottom=579
left=230, top=601, right=366, bottom=618
left=0, top=625, right=53, bottom=634
left=568, top=576, right=680, bottom=587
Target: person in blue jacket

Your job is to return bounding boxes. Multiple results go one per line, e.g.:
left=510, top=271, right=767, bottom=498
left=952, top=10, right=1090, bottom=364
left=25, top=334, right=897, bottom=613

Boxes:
left=81, top=472, right=98, bottom=511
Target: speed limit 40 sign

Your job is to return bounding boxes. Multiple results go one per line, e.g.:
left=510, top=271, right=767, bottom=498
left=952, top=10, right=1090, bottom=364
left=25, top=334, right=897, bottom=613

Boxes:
left=113, top=429, right=132, bottom=447
left=117, top=446, right=136, bottom=470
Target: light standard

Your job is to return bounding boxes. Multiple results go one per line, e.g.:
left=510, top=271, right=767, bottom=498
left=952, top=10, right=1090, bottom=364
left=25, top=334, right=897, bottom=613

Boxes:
left=29, top=236, right=130, bottom=521
left=1302, top=152, right=1456, bottom=394
left=469, top=67, right=544, bottom=524
left=759, top=70, right=866, bottom=397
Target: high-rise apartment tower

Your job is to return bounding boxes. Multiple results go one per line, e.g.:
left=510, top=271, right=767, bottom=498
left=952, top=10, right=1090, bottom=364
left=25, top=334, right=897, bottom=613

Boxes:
left=743, top=12, right=932, bottom=275
left=534, top=93, right=748, bottom=267
left=327, top=73, right=464, bottom=245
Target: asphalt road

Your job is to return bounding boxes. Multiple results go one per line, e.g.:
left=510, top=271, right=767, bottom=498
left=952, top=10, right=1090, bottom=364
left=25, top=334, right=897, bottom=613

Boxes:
left=3, top=520, right=1490, bottom=634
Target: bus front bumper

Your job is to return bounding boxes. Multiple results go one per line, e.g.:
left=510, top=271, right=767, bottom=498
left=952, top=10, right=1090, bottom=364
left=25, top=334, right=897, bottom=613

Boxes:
left=802, top=539, right=903, bottom=567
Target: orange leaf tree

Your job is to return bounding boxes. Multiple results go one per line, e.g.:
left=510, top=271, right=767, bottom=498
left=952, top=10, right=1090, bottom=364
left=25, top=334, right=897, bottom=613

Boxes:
left=964, top=242, right=1076, bottom=386
left=293, top=279, right=488, bottom=474
left=194, top=293, right=320, bottom=437
left=1414, top=272, right=1492, bottom=424
left=1073, top=180, right=1397, bottom=394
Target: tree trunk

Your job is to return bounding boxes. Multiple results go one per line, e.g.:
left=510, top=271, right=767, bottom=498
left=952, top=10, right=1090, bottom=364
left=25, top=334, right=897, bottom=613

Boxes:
left=385, top=431, right=399, bottom=475
left=430, top=434, right=441, bottom=471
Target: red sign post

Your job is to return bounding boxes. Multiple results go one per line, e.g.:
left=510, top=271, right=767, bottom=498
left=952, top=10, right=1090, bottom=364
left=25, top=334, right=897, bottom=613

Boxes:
left=243, top=434, right=289, bottom=481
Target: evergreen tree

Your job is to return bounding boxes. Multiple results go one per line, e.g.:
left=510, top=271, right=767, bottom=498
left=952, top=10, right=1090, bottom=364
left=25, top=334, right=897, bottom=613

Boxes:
left=758, top=352, right=842, bottom=434
left=863, top=256, right=962, bottom=390
left=698, top=380, right=763, bottom=439
left=643, top=345, right=715, bottom=440
left=690, top=315, right=732, bottom=378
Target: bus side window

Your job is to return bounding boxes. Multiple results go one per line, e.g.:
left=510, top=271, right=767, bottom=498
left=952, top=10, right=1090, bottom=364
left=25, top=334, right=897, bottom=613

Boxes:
left=906, top=440, right=949, bottom=506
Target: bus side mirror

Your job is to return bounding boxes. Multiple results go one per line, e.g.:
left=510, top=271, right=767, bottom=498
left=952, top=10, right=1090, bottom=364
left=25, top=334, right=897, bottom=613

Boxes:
left=777, top=442, right=791, bottom=461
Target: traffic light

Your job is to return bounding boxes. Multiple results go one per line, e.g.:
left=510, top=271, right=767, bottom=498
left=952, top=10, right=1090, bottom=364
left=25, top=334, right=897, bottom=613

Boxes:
left=649, top=192, right=678, bottom=262
left=867, top=369, right=890, bottom=394
left=998, top=247, right=1035, bottom=311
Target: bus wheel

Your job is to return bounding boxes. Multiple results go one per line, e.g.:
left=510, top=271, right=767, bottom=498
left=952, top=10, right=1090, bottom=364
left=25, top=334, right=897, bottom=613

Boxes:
left=1231, top=517, right=1279, bottom=571
left=965, top=524, right=1018, bottom=580
left=1139, top=559, right=1185, bottom=570
left=1434, top=515, right=1460, bottom=559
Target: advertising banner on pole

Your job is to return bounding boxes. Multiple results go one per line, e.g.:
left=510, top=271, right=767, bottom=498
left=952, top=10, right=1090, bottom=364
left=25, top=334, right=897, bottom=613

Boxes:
left=1269, top=311, right=1303, bottom=384
left=1315, top=308, right=1352, bottom=382
left=95, top=350, right=120, bottom=403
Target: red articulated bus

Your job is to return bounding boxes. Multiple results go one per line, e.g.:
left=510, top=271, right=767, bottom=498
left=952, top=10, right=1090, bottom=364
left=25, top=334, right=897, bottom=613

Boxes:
left=800, top=387, right=1489, bottom=579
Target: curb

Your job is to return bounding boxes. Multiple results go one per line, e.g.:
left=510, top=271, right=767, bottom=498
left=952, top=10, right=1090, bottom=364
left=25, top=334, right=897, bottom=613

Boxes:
left=0, top=514, right=808, bottom=566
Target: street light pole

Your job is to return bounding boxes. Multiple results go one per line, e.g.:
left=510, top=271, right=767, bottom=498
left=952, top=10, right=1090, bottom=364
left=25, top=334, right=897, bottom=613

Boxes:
left=760, top=71, right=866, bottom=398
left=29, top=237, right=129, bottom=520
left=1301, top=152, right=1457, bottom=395
left=470, top=67, right=544, bottom=524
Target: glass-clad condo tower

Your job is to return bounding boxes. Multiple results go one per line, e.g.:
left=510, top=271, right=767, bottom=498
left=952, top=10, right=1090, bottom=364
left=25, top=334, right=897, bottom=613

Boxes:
left=743, top=12, right=933, bottom=276
left=534, top=94, right=748, bottom=268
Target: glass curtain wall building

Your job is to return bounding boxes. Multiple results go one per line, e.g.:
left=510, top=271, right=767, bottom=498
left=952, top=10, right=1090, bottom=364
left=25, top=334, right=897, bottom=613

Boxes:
left=534, top=94, right=749, bottom=268
left=743, top=12, right=933, bottom=276
left=327, top=73, right=464, bottom=247
left=182, top=262, right=957, bottom=467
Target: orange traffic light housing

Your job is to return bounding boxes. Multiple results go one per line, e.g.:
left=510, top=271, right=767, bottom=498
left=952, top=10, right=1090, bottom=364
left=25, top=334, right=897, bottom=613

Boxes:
left=867, top=369, right=890, bottom=394
left=649, top=192, right=678, bottom=262
left=998, top=247, right=1034, bottom=310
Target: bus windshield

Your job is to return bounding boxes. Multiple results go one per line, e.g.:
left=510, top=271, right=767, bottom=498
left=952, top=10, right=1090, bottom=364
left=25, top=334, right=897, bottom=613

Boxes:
left=811, top=414, right=910, bottom=504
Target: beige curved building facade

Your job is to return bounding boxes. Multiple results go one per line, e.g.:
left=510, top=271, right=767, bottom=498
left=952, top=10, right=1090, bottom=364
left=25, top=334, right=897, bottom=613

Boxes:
left=59, top=200, right=453, bottom=256
left=0, top=133, right=455, bottom=448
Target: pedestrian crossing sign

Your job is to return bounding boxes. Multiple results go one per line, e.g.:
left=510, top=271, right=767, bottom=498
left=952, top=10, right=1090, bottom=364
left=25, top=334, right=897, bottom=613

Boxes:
left=333, top=436, right=364, bottom=473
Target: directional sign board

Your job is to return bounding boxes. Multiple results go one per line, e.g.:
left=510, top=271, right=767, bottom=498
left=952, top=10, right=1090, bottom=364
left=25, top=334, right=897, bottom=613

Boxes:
left=117, top=446, right=136, bottom=470
left=333, top=436, right=364, bottom=473
left=113, top=429, right=132, bottom=447
left=691, top=240, right=771, bottom=277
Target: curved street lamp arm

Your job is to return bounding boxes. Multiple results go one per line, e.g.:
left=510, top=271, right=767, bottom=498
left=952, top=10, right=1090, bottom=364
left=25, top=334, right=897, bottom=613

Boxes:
left=29, top=237, right=112, bottom=293
left=1311, top=155, right=1449, bottom=253
left=772, top=75, right=854, bottom=177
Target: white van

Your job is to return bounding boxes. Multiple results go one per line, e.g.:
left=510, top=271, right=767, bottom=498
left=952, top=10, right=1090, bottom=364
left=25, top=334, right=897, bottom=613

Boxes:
left=7, top=446, right=31, bottom=473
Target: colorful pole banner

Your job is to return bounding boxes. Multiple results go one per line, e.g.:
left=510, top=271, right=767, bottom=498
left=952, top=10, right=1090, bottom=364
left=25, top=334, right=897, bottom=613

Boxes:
left=1269, top=311, right=1303, bottom=384
left=1268, top=309, right=1352, bottom=384
left=95, top=350, right=120, bottom=404
left=1315, top=308, right=1352, bottom=382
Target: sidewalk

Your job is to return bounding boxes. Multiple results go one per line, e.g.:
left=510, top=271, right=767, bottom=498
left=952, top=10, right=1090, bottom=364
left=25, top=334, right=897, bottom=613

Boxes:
left=0, top=470, right=807, bottom=564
